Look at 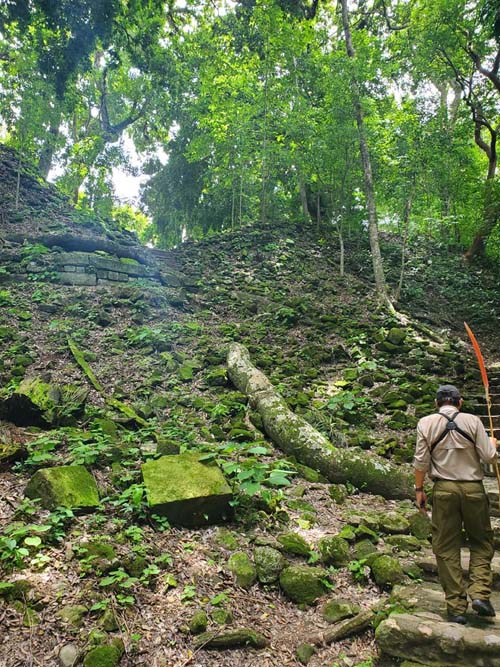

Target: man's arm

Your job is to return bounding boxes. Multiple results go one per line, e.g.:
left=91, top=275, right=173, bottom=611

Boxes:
left=474, top=417, right=498, bottom=463
left=414, top=422, right=430, bottom=509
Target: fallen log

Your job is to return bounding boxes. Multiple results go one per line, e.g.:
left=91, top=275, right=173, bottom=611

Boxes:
left=307, top=608, right=375, bottom=646
left=227, top=343, right=413, bottom=500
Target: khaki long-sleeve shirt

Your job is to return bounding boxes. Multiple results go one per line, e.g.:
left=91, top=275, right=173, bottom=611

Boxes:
left=414, top=405, right=496, bottom=481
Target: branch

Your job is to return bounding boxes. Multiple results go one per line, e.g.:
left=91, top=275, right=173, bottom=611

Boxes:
left=466, top=44, right=500, bottom=94
left=98, top=66, right=146, bottom=139
left=378, top=0, right=409, bottom=31
left=303, top=0, right=320, bottom=20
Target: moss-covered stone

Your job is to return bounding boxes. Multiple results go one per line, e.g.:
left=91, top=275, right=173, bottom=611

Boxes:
left=277, top=532, right=311, bottom=557
left=337, top=525, right=356, bottom=542
left=205, top=368, right=227, bottom=386
left=296, top=643, right=316, bottom=665
left=123, top=555, right=147, bottom=578
left=141, top=453, right=232, bottom=527
left=254, top=546, right=286, bottom=584
left=227, top=552, right=257, bottom=588
left=189, top=610, right=208, bottom=635
left=329, top=484, right=348, bottom=504
left=25, top=465, right=99, bottom=511
left=0, top=440, right=26, bottom=468
left=378, top=511, right=410, bottom=535
left=100, top=608, right=119, bottom=632
left=408, top=511, right=432, bottom=540
left=56, top=605, right=88, bottom=627
left=322, top=598, right=360, bottom=624
left=385, top=535, right=422, bottom=552
left=370, top=555, right=405, bottom=589
left=353, top=539, right=378, bottom=561
left=279, top=565, right=328, bottom=605
left=156, top=437, right=180, bottom=456
left=23, top=607, right=40, bottom=627
left=212, top=608, right=233, bottom=625
left=0, top=378, right=88, bottom=427
left=354, top=524, right=379, bottom=543
left=317, top=536, right=350, bottom=567
left=82, top=642, right=124, bottom=667
left=214, top=528, right=239, bottom=550
left=77, top=540, right=116, bottom=570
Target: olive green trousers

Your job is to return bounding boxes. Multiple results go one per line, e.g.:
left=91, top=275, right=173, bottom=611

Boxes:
left=432, top=480, right=494, bottom=615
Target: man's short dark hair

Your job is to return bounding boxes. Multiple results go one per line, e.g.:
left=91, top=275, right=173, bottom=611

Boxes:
left=436, top=384, right=461, bottom=407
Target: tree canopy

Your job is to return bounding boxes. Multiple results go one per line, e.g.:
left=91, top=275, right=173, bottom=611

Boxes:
left=1, top=0, right=499, bottom=287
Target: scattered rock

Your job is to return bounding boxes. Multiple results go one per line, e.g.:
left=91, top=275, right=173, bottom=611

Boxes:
left=99, top=608, right=119, bottom=632
left=212, top=608, right=233, bottom=625
left=318, top=536, right=350, bottom=566
left=409, top=510, right=432, bottom=540
left=385, top=535, right=422, bottom=552
left=277, top=532, right=311, bottom=557
left=25, top=465, right=100, bottom=511
left=322, top=598, right=360, bottom=624
left=279, top=565, right=328, bottom=605
left=378, top=511, right=410, bottom=535
left=189, top=610, right=208, bottom=635
left=296, top=642, right=316, bottom=665
left=254, top=546, right=286, bottom=584
left=329, top=484, right=348, bottom=504
left=370, top=555, right=405, bottom=589
left=0, top=439, right=26, bottom=468
left=58, top=643, right=79, bottom=667
left=227, top=551, right=257, bottom=588
left=0, top=378, right=87, bottom=427
left=83, top=641, right=124, bottom=667
left=56, top=605, right=88, bottom=628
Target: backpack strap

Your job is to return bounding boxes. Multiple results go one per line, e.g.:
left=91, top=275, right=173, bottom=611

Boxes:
left=430, top=411, right=476, bottom=454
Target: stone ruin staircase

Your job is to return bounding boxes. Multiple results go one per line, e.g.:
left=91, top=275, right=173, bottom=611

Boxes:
left=376, top=365, right=500, bottom=667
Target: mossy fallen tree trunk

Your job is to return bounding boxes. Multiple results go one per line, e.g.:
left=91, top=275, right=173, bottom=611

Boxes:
left=227, top=343, right=413, bottom=500
left=68, top=337, right=149, bottom=428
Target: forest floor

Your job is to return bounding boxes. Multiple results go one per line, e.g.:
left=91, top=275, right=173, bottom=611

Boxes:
left=1, top=203, right=500, bottom=667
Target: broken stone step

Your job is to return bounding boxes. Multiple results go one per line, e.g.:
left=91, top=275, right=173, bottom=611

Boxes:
left=416, top=549, right=500, bottom=590
left=376, top=582, right=500, bottom=667
left=484, top=477, right=500, bottom=517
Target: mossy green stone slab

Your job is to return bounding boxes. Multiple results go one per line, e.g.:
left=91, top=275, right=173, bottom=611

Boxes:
left=25, top=465, right=99, bottom=511
left=141, top=453, right=233, bottom=527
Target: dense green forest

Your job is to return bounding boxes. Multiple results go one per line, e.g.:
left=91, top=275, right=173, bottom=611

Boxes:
left=1, top=1, right=499, bottom=275
left=1, top=2, right=500, bottom=667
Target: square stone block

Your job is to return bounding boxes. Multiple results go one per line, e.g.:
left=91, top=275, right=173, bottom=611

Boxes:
left=25, top=465, right=100, bottom=511
left=142, top=453, right=233, bottom=526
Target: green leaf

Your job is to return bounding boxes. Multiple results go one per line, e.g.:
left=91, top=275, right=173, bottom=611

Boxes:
left=24, top=536, right=42, bottom=547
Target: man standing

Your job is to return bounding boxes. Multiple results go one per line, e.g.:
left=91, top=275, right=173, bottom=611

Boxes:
left=414, top=384, right=498, bottom=624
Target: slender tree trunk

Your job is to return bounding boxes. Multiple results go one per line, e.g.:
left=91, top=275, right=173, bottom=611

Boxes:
left=395, top=179, right=415, bottom=302
left=260, top=55, right=269, bottom=225
left=239, top=176, right=243, bottom=226
left=299, top=174, right=310, bottom=220
left=231, top=180, right=236, bottom=230
left=38, top=116, right=61, bottom=179
left=339, top=0, right=393, bottom=310
left=465, top=175, right=499, bottom=260
left=15, top=151, right=21, bottom=210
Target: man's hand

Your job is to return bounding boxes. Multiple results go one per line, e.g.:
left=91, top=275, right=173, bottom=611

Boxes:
left=491, top=436, right=498, bottom=449
left=416, top=489, right=427, bottom=511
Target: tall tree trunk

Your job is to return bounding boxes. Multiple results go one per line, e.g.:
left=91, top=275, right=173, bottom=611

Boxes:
left=465, top=176, right=499, bottom=260
left=395, top=180, right=415, bottom=302
left=298, top=174, right=310, bottom=220
left=38, top=116, right=61, bottom=179
left=339, top=0, right=393, bottom=310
